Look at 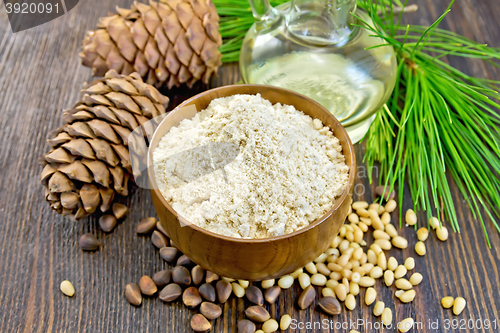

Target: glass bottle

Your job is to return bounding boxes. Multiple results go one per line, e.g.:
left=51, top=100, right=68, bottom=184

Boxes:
left=240, top=0, right=397, bottom=143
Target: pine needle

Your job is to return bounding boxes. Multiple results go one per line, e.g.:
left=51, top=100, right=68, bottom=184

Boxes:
left=213, top=0, right=500, bottom=245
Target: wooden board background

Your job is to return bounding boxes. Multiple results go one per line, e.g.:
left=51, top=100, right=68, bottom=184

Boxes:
left=0, top=0, right=499, bottom=332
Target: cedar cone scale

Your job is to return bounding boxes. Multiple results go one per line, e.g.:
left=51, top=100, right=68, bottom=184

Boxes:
left=80, top=0, right=223, bottom=89
left=40, top=70, right=169, bottom=220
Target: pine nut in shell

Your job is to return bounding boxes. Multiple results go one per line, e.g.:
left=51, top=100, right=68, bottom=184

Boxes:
left=216, top=280, right=232, bottom=303
left=264, top=286, right=281, bottom=304
left=159, top=283, right=182, bottom=302
left=136, top=217, right=157, bottom=234
left=152, top=269, right=171, bottom=287
left=172, top=266, right=191, bottom=286
left=280, top=315, right=292, bottom=330
left=99, top=214, right=117, bottom=232
left=79, top=233, right=99, bottom=251
left=139, top=275, right=157, bottom=296
left=373, top=301, right=385, bottom=316
left=190, top=314, right=211, bottom=332
left=60, top=280, right=75, bottom=297
left=297, top=285, right=316, bottom=309
left=441, top=296, right=454, bottom=309
left=183, top=287, right=202, bottom=308
left=245, top=306, right=271, bottom=322
left=453, top=297, right=466, bottom=315
left=238, top=320, right=256, bottom=333
left=125, top=283, right=142, bottom=306
left=151, top=230, right=168, bottom=249
left=318, top=296, right=341, bottom=315
left=199, top=283, right=216, bottom=302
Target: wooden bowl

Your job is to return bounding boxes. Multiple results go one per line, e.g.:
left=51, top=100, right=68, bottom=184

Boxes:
left=147, top=85, right=356, bottom=280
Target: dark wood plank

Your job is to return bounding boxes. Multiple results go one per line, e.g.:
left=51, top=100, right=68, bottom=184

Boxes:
left=0, top=0, right=498, bottom=332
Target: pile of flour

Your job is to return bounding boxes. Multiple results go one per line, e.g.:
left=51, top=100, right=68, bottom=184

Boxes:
left=153, top=94, right=349, bottom=239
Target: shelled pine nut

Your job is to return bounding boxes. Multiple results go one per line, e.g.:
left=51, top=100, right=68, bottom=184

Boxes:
left=441, top=296, right=454, bottom=309
left=453, top=297, right=466, bottom=315
left=345, top=294, right=356, bottom=310
left=394, top=265, right=407, bottom=279
left=409, top=273, right=423, bottom=286
left=404, top=258, right=415, bottom=270
left=365, top=287, right=376, bottom=305
left=381, top=308, right=393, bottom=326
left=373, top=301, right=385, bottom=316
left=417, top=227, right=429, bottom=241
left=405, top=209, right=417, bottom=225
left=436, top=226, right=449, bottom=241
left=415, top=241, right=426, bottom=256
left=387, top=257, right=398, bottom=271
left=399, top=290, right=416, bottom=303
left=384, top=270, right=394, bottom=287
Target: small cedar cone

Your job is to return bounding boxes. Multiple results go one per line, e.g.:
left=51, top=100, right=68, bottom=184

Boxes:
left=40, top=70, right=169, bottom=220
left=80, top=0, right=223, bottom=89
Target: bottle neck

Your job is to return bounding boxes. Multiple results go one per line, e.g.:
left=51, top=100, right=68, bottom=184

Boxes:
left=286, top=0, right=357, bottom=46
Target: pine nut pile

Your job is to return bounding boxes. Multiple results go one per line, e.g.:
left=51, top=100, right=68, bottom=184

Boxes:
left=122, top=193, right=464, bottom=333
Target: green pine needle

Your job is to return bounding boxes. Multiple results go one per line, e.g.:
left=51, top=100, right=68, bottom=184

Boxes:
left=213, top=0, right=500, bottom=245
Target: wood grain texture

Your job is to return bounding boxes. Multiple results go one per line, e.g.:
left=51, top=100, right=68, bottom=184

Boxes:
left=0, top=0, right=498, bottom=332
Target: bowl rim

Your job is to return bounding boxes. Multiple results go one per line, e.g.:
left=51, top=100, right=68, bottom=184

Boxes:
left=147, top=84, right=356, bottom=244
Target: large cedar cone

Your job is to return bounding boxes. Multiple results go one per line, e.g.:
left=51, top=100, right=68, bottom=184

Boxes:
left=80, top=0, right=223, bottom=89
left=40, top=70, right=169, bottom=220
